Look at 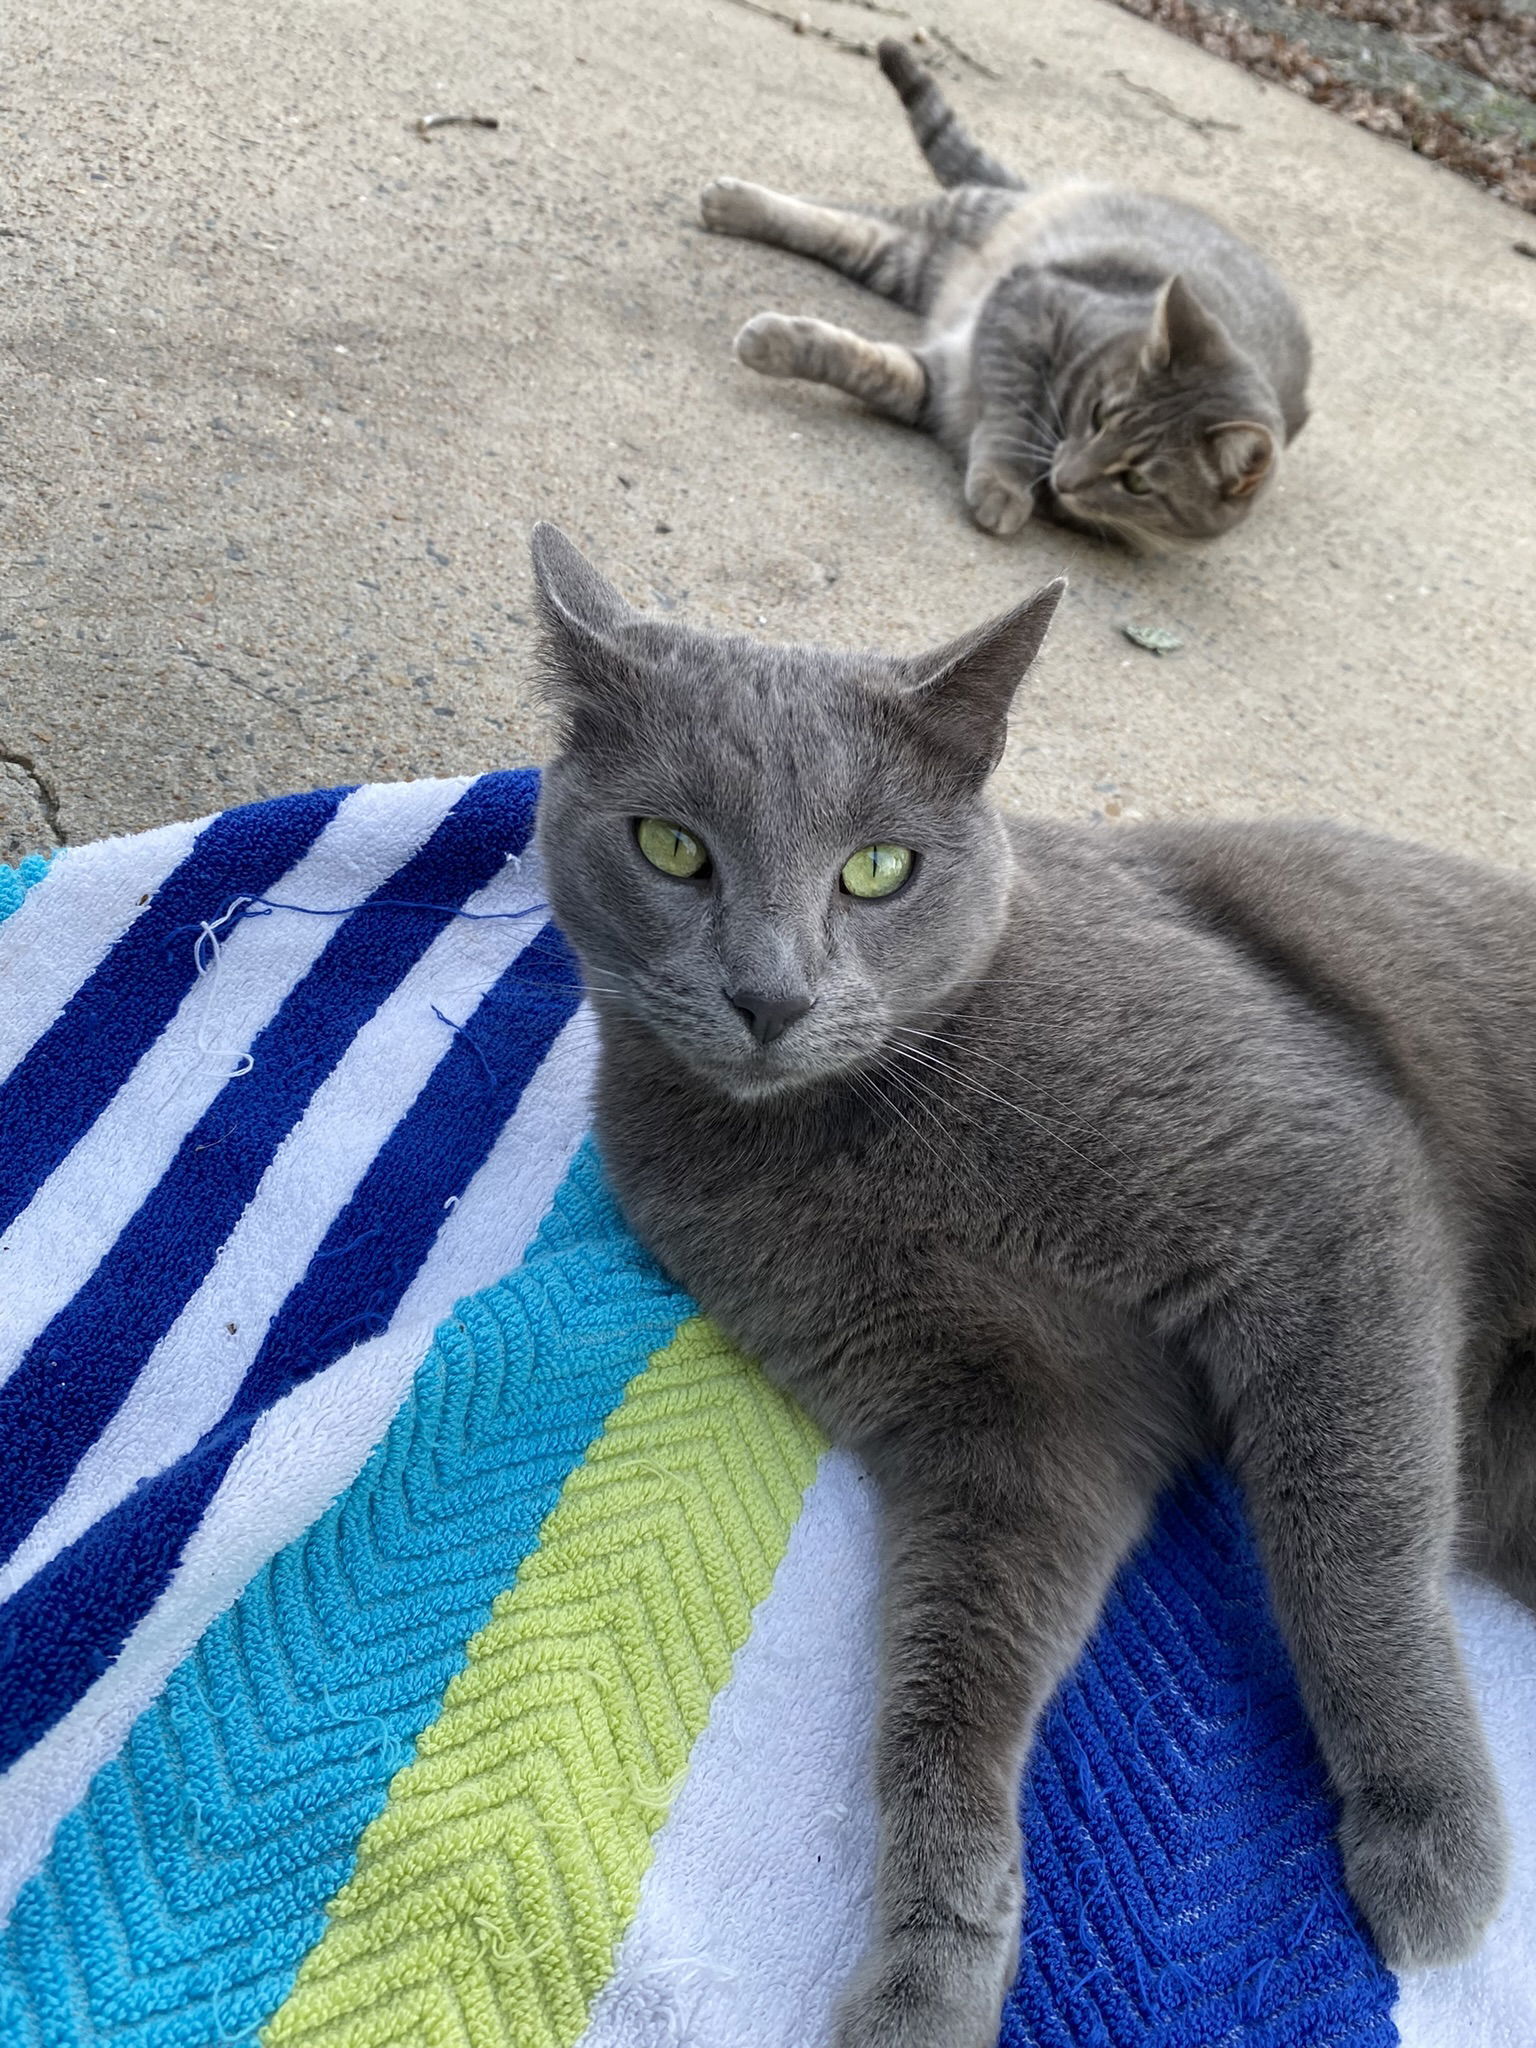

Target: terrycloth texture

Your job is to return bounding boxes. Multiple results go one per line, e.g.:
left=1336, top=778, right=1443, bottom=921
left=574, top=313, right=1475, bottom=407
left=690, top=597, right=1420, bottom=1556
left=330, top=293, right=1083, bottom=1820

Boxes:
left=1, top=782, right=1534, bottom=2048
left=266, top=1317, right=824, bottom=2047
left=0, top=772, right=589, bottom=1906
left=0, top=1145, right=697, bottom=2045
left=574, top=1461, right=1401, bottom=2048
left=0, top=850, right=52, bottom=925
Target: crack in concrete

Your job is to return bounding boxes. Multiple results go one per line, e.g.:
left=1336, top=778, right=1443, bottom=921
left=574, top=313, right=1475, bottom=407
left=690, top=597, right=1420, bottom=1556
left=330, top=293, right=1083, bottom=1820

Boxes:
left=1108, top=67, right=1242, bottom=132
left=719, top=0, right=999, bottom=75
left=0, top=745, right=67, bottom=847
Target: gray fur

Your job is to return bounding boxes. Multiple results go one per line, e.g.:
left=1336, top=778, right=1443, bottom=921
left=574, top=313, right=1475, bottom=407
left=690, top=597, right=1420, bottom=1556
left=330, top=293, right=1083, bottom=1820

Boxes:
left=531, top=525, right=1527, bottom=2048
left=701, top=41, right=1311, bottom=549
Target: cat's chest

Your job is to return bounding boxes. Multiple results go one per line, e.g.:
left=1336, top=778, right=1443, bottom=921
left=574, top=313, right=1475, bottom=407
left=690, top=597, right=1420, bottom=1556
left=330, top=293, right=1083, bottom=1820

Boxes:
left=594, top=1064, right=1075, bottom=1384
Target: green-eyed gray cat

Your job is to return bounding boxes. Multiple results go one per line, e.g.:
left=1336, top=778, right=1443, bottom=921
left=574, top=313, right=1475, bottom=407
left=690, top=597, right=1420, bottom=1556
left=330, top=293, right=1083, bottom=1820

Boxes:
left=702, top=41, right=1310, bottom=548
left=530, top=524, right=1532, bottom=2048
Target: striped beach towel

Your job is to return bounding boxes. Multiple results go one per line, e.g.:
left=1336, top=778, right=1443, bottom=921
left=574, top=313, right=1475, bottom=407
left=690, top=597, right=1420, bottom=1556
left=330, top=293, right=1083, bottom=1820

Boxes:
left=0, top=772, right=1531, bottom=2048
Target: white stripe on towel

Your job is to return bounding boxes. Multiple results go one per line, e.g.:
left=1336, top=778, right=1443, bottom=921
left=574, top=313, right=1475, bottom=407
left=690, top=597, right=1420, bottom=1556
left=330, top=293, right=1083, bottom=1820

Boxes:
left=0, top=779, right=470, bottom=1386
left=0, top=819, right=202, bottom=1085
left=0, top=1025, right=594, bottom=1924
left=577, top=1449, right=882, bottom=2048
left=0, top=834, right=546, bottom=1602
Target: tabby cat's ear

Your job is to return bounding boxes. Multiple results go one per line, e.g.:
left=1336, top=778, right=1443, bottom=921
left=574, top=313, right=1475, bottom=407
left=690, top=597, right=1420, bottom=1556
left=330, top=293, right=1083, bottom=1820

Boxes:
left=1143, top=275, right=1233, bottom=373
left=529, top=524, right=638, bottom=726
left=901, top=579, right=1066, bottom=775
left=1210, top=421, right=1276, bottom=500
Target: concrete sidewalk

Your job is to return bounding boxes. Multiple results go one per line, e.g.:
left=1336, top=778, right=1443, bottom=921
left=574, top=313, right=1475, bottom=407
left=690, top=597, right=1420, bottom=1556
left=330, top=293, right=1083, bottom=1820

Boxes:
left=1, top=0, right=1532, bottom=864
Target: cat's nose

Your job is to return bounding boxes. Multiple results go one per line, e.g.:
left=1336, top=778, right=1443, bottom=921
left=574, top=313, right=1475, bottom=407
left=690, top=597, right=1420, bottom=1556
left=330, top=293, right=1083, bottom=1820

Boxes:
left=724, top=987, right=815, bottom=1046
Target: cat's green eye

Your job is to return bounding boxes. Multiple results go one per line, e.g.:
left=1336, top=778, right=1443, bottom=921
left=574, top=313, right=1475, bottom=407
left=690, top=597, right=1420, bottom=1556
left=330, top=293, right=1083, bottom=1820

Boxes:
left=841, top=843, right=913, bottom=900
left=1121, top=467, right=1152, bottom=496
left=636, top=817, right=709, bottom=879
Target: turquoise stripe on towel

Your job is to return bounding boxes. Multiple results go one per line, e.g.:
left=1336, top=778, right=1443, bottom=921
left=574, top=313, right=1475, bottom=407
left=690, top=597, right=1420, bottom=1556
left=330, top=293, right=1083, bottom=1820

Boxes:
left=0, top=1140, right=694, bottom=2048
left=0, top=853, right=53, bottom=925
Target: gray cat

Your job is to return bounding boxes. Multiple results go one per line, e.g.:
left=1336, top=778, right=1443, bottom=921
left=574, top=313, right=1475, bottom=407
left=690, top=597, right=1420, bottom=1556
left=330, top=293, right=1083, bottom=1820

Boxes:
left=702, top=41, right=1311, bottom=548
left=529, top=524, right=1535, bottom=2047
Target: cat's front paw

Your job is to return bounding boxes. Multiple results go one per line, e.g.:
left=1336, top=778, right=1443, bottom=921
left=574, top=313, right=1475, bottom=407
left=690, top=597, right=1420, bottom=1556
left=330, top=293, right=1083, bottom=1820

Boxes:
left=700, top=176, right=770, bottom=237
left=964, top=468, right=1034, bottom=537
left=1340, top=1775, right=1509, bottom=1967
left=734, top=312, right=807, bottom=380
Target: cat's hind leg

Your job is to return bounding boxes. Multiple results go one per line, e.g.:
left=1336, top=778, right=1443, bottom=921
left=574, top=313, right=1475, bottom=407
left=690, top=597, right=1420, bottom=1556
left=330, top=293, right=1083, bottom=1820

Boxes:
left=701, top=178, right=1007, bottom=314
left=734, top=314, right=927, bottom=426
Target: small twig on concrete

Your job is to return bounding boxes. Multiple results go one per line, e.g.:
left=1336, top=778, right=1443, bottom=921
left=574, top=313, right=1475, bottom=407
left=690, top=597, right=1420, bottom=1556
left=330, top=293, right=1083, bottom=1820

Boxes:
left=0, top=746, right=67, bottom=846
left=415, top=112, right=500, bottom=136
left=1108, top=68, right=1241, bottom=133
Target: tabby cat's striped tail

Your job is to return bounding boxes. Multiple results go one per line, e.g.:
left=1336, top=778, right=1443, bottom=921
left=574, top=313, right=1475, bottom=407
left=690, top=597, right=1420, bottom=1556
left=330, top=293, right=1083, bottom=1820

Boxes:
left=877, top=40, right=1025, bottom=190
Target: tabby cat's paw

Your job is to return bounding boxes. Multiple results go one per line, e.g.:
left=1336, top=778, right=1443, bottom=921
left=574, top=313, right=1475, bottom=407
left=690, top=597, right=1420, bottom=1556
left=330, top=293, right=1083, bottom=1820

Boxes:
left=1340, top=1776, right=1509, bottom=1967
left=701, top=176, right=770, bottom=237
left=964, top=470, right=1034, bottom=537
left=734, top=313, right=807, bottom=379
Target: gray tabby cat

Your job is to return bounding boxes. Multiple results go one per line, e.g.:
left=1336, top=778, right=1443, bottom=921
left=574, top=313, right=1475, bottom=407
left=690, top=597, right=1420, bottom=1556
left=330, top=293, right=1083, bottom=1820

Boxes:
left=530, top=524, right=1533, bottom=2048
left=702, top=41, right=1310, bottom=547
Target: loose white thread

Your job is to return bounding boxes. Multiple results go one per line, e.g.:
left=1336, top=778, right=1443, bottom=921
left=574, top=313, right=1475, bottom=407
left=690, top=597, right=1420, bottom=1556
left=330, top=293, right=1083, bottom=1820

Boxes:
left=188, top=895, right=258, bottom=1080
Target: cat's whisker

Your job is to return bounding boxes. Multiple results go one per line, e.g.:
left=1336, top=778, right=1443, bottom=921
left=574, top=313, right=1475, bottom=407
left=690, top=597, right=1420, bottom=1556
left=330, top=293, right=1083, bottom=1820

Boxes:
left=885, top=1033, right=1133, bottom=1198
left=847, top=1061, right=968, bottom=1191
left=892, top=1024, right=1142, bottom=1168
left=1012, top=405, right=1061, bottom=450
left=992, top=432, right=1058, bottom=465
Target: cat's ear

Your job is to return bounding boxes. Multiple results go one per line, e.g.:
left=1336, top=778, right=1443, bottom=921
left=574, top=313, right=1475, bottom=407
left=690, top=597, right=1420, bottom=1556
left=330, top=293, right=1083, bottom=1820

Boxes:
left=529, top=524, right=638, bottom=728
left=1209, top=420, right=1276, bottom=500
left=1143, top=275, right=1233, bottom=374
left=901, top=579, right=1066, bottom=775
left=530, top=523, right=634, bottom=647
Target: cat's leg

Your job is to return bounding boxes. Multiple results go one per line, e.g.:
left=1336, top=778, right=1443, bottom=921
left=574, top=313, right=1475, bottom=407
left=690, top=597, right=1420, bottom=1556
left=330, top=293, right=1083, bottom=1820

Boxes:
left=1466, top=1331, right=1536, bottom=1611
left=701, top=179, right=1007, bottom=313
left=963, top=287, right=1062, bottom=535
left=1220, top=1243, right=1509, bottom=1966
left=833, top=1376, right=1153, bottom=2048
left=963, top=411, right=1050, bottom=536
left=734, top=314, right=927, bottom=425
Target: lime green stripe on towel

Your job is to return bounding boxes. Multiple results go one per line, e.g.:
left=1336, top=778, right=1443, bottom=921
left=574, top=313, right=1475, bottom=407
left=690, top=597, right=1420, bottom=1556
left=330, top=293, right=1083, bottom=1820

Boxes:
left=264, top=1317, right=825, bottom=2048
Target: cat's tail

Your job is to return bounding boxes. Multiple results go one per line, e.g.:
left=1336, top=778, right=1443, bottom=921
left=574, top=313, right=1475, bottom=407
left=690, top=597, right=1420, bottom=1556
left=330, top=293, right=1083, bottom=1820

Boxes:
left=876, top=40, right=1025, bottom=190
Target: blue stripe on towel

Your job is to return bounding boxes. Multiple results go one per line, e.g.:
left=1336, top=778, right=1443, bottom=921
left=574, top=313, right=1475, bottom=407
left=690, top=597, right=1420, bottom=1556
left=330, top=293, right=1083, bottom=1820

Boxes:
left=0, top=1143, right=693, bottom=2048
left=1005, top=1465, right=1398, bottom=2047
left=0, top=921, right=582, bottom=1771
left=0, top=771, right=537, bottom=1568
left=0, top=790, right=346, bottom=1235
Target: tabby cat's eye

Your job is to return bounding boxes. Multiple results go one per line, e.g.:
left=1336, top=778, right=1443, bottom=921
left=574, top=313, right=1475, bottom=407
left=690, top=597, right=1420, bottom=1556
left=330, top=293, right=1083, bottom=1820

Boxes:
left=1121, top=467, right=1152, bottom=496
left=1090, top=400, right=1106, bottom=431
left=841, top=843, right=913, bottom=900
left=636, top=817, right=709, bottom=879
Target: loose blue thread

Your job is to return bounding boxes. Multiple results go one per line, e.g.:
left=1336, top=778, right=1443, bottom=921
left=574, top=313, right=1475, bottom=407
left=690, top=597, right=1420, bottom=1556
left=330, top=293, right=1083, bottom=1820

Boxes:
left=431, top=1005, right=499, bottom=1090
